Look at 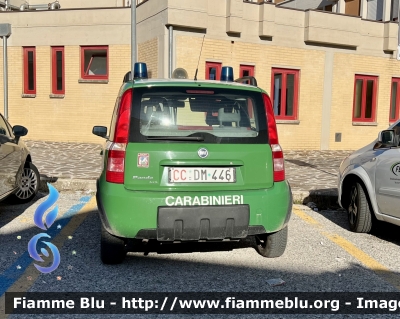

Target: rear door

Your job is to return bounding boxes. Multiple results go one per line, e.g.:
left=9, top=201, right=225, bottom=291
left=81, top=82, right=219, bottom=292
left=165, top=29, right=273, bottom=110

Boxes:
left=0, top=115, right=21, bottom=198
left=124, top=85, right=274, bottom=192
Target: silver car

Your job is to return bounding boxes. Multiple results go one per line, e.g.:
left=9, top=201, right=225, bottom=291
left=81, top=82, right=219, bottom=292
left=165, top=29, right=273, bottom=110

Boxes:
left=338, top=120, right=400, bottom=233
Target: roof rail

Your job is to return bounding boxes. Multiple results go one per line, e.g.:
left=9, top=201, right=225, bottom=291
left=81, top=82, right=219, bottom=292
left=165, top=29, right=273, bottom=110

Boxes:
left=235, top=76, right=257, bottom=87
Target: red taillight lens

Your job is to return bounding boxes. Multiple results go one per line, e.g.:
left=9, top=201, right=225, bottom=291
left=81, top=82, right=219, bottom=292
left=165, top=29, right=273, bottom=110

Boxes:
left=262, top=93, right=278, bottom=145
left=263, top=93, right=285, bottom=182
left=115, top=89, right=132, bottom=144
left=106, top=89, right=132, bottom=184
left=106, top=144, right=126, bottom=183
left=271, top=144, right=285, bottom=182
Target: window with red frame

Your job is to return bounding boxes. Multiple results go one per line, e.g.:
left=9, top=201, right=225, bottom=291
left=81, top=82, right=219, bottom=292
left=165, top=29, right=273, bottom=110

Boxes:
left=390, top=78, right=400, bottom=122
left=52, top=47, right=65, bottom=94
left=205, top=62, right=221, bottom=80
left=353, top=75, right=378, bottom=122
left=23, top=47, right=36, bottom=94
left=271, top=68, right=299, bottom=120
left=240, top=65, right=254, bottom=77
left=81, top=46, right=108, bottom=80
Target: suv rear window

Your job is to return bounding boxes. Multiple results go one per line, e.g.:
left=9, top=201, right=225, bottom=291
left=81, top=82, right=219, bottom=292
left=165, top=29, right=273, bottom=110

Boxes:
left=129, top=87, right=268, bottom=144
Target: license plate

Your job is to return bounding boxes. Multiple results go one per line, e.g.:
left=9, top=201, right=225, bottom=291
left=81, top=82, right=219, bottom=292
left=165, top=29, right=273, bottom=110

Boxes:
left=168, top=167, right=236, bottom=183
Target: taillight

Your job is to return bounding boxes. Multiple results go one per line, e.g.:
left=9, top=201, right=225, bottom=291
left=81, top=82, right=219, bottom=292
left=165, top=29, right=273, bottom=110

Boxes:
left=115, top=89, right=132, bottom=144
left=106, top=89, right=132, bottom=184
left=106, top=143, right=126, bottom=183
left=263, top=93, right=285, bottom=182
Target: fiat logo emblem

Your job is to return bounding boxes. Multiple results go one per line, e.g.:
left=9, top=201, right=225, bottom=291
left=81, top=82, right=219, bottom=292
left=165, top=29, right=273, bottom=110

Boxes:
left=198, top=148, right=209, bottom=159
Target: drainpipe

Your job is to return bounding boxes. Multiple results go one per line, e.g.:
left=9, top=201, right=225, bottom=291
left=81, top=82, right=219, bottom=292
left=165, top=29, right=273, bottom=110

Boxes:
left=398, top=0, right=400, bottom=60
left=169, top=25, right=173, bottom=79
left=131, top=0, right=137, bottom=78
left=0, top=24, right=11, bottom=120
left=3, top=35, right=8, bottom=119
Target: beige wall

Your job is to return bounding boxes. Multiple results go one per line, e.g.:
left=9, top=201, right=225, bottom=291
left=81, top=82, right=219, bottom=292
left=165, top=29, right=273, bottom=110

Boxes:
left=0, top=1, right=399, bottom=149
left=0, top=45, right=131, bottom=143
left=138, top=38, right=158, bottom=78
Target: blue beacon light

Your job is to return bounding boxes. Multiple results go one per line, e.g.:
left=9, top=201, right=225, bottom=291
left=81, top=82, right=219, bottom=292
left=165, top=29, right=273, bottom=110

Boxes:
left=220, top=66, right=234, bottom=82
left=134, top=62, right=148, bottom=79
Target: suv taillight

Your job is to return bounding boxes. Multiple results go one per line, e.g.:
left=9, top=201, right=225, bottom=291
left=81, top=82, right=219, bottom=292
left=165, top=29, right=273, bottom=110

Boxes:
left=106, top=89, right=132, bottom=184
left=263, top=93, right=285, bottom=182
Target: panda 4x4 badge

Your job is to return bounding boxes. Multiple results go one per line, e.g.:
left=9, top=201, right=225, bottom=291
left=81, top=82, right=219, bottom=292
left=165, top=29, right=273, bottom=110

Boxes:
left=138, top=153, right=149, bottom=168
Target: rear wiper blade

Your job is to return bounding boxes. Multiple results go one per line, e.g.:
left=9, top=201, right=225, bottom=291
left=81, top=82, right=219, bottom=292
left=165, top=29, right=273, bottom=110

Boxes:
left=147, top=136, right=205, bottom=141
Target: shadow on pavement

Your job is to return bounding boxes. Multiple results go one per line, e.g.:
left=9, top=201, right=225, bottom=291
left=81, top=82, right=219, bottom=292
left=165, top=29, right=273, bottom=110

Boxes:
left=302, top=187, right=339, bottom=209
left=0, top=192, right=47, bottom=229
left=313, top=207, right=400, bottom=247
left=370, top=221, right=400, bottom=246
left=286, top=159, right=337, bottom=177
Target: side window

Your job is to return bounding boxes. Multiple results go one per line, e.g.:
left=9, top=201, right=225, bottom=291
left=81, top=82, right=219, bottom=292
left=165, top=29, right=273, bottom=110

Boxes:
left=205, top=62, right=221, bottom=80
left=81, top=46, right=108, bottom=80
left=394, top=122, right=400, bottom=143
left=0, top=116, right=10, bottom=137
left=271, top=68, right=299, bottom=120
left=353, top=75, right=378, bottom=122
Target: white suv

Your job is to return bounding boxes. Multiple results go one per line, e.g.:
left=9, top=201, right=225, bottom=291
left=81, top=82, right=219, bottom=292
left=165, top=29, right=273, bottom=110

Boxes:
left=338, top=120, right=400, bottom=233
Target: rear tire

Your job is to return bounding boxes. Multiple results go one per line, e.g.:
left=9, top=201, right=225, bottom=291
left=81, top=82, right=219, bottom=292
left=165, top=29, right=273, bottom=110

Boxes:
left=11, top=162, right=39, bottom=204
left=347, top=181, right=372, bottom=233
left=255, top=226, right=288, bottom=258
left=101, top=224, right=126, bottom=264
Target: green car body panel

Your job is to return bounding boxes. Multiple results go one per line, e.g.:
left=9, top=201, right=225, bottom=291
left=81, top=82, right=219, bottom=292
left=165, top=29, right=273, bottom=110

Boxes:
left=95, top=76, right=292, bottom=246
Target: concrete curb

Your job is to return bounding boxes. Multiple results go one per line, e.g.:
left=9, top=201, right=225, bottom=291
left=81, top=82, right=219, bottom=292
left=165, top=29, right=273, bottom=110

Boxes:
left=292, top=190, right=339, bottom=209
left=39, top=177, right=97, bottom=193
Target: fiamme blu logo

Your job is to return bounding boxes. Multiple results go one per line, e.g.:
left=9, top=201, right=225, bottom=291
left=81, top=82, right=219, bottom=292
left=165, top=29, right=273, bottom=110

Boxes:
left=391, top=162, right=400, bottom=176
left=28, top=184, right=60, bottom=273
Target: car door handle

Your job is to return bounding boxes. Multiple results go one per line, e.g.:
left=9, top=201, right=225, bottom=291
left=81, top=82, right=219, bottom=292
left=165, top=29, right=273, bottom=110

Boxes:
left=371, top=157, right=376, bottom=162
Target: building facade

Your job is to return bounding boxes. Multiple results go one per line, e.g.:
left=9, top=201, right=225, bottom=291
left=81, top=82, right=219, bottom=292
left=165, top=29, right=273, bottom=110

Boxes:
left=0, top=0, right=399, bottom=150
left=278, top=0, right=399, bottom=21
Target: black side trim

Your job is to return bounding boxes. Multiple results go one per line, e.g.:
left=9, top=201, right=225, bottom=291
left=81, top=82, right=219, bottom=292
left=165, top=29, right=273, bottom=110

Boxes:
left=247, top=226, right=266, bottom=235
left=135, top=229, right=157, bottom=239
left=96, top=179, right=113, bottom=233
left=284, top=182, right=293, bottom=226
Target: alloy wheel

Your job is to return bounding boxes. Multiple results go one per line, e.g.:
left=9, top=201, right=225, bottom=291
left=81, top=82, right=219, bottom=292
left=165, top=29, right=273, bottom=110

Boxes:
left=15, top=167, right=38, bottom=200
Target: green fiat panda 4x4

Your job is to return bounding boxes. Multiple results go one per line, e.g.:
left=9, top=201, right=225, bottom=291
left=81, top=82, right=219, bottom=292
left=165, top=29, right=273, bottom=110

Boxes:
left=93, top=63, right=292, bottom=264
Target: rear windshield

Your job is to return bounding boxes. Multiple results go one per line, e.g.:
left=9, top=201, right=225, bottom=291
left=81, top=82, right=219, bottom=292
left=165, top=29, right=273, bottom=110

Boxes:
left=128, top=86, right=268, bottom=144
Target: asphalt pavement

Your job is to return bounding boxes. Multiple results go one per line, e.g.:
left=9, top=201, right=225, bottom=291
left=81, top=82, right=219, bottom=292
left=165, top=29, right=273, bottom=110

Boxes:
left=1, top=194, right=400, bottom=319
left=25, top=140, right=353, bottom=208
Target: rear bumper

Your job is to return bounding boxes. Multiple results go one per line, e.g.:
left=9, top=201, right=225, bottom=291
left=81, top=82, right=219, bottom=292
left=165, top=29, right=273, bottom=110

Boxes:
left=157, top=205, right=249, bottom=241
left=96, top=178, right=292, bottom=239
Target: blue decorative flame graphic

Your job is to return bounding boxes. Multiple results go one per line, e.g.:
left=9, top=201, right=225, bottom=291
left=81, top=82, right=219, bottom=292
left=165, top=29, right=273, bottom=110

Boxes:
left=28, top=233, right=61, bottom=273
left=29, top=183, right=61, bottom=274
left=33, top=184, right=59, bottom=230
